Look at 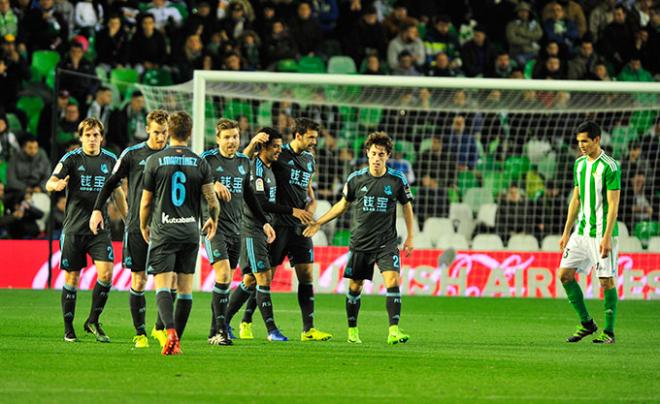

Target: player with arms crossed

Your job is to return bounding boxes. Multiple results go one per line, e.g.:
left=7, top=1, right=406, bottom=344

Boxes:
left=47, top=117, right=127, bottom=343
left=139, top=112, right=219, bottom=355
left=201, top=118, right=275, bottom=345
left=559, top=120, right=620, bottom=344
left=304, top=132, right=414, bottom=344
left=89, top=110, right=170, bottom=348
left=244, top=117, right=331, bottom=342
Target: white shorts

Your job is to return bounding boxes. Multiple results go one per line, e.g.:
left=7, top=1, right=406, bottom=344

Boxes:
left=559, top=234, right=618, bottom=278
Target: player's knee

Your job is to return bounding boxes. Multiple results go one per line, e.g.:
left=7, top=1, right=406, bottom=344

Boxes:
left=349, top=280, right=364, bottom=293
left=131, top=272, right=147, bottom=291
left=295, top=265, right=313, bottom=283
left=242, top=275, right=256, bottom=288
left=558, top=269, right=575, bottom=284
left=599, top=277, right=615, bottom=290
left=64, top=271, right=80, bottom=286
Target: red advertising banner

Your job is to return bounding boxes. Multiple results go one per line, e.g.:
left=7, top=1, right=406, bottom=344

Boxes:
left=1, top=241, right=658, bottom=299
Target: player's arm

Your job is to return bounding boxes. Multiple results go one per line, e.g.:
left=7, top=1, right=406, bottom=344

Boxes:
left=201, top=182, right=220, bottom=240
left=305, top=179, right=317, bottom=215
left=401, top=201, right=414, bottom=256
left=303, top=197, right=350, bottom=237
left=242, top=132, right=269, bottom=158
left=46, top=157, right=71, bottom=192
left=90, top=158, right=129, bottom=234
left=112, top=187, right=128, bottom=220
left=600, top=164, right=622, bottom=258
left=559, top=186, right=580, bottom=253
left=139, top=189, right=153, bottom=243
left=243, top=177, right=276, bottom=242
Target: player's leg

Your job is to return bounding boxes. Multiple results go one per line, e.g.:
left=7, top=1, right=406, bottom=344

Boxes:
left=378, top=249, right=409, bottom=345
left=154, top=272, right=178, bottom=355
left=172, top=243, right=198, bottom=341
left=62, top=270, right=80, bottom=342
left=125, top=233, right=149, bottom=347
left=593, top=239, right=618, bottom=344
left=208, top=258, right=233, bottom=345
left=559, top=235, right=597, bottom=342
left=254, top=269, right=287, bottom=341
left=83, top=234, right=115, bottom=342
left=346, top=279, right=364, bottom=344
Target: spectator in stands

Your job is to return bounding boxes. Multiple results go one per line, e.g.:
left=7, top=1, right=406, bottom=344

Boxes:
left=289, top=1, right=323, bottom=56
left=0, top=181, right=7, bottom=237
left=315, top=0, right=338, bottom=33
left=487, top=52, right=518, bottom=79
left=0, top=190, right=43, bottom=238
left=617, top=52, right=654, bottom=82
left=86, top=86, right=112, bottom=129
left=543, top=2, right=580, bottom=54
left=316, top=129, right=341, bottom=201
left=346, top=6, right=387, bottom=65
left=506, top=2, right=543, bottom=66
left=633, top=28, right=655, bottom=75
left=382, top=0, right=417, bottom=40
left=598, top=5, right=635, bottom=72
left=6, top=136, right=50, bottom=196
left=534, top=179, right=565, bottom=240
left=0, top=35, right=30, bottom=122
left=392, top=50, right=421, bottom=76
left=590, top=62, right=611, bottom=80
left=108, top=90, right=147, bottom=149
left=640, top=116, right=660, bottom=168
left=73, top=0, right=103, bottom=36
left=533, top=56, right=565, bottom=79
left=221, top=51, right=244, bottom=71
left=417, top=134, right=455, bottom=188
left=622, top=141, right=650, bottom=185
left=304, top=91, right=340, bottom=134
left=427, top=52, right=460, bottom=77
left=54, top=0, right=74, bottom=33
left=0, top=0, right=19, bottom=38
left=447, top=114, right=478, bottom=170
left=567, top=36, right=601, bottom=80
left=48, top=194, right=65, bottom=239
left=22, top=0, right=68, bottom=52
left=424, top=14, right=460, bottom=66
left=129, top=13, right=168, bottom=74
left=173, top=33, right=205, bottom=82
left=263, top=19, right=299, bottom=68
left=620, top=172, right=655, bottom=230
left=55, top=101, right=80, bottom=154
left=58, top=40, right=95, bottom=109
left=361, top=53, right=387, bottom=75
left=95, top=13, right=130, bottom=70
left=646, top=5, right=660, bottom=75
left=220, top=1, right=252, bottom=42
left=147, top=0, right=182, bottom=32
left=387, top=142, right=415, bottom=184
left=37, top=90, right=70, bottom=149
left=387, top=22, right=424, bottom=71
left=107, top=0, right=140, bottom=27
left=631, top=0, right=654, bottom=29
left=254, top=1, right=276, bottom=43
left=542, top=0, right=587, bottom=37
left=460, top=25, right=496, bottom=78
left=495, top=182, right=534, bottom=244
left=184, top=1, right=215, bottom=44
left=239, top=31, right=261, bottom=70
left=0, top=112, right=19, bottom=161
left=589, top=0, right=616, bottom=43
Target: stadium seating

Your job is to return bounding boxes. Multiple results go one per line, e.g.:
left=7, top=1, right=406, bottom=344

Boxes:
left=327, top=56, right=357, bottom=74
left=618, top=222, right=630, bottom=238
left=30, top=50, right=60, bottom=83
left=16, top=96, right=44, bottom=135
left=476, top=203, right=497, bottom=228
left=541, top=235, right=562, bottom=252
left=413, top=233, right=434, bottom=249
left=6, top=113, right=22, bottom=132
left=332, top=229, right=350, bottom=246
left=312, top=230, right=328, bottom=247
left=507, top=234, right=540, bottom=251
left=436, top=233, right=469, bottom=250
left=31, top=193, right=50, bottom=232
left=276, top=59, right=299, bottom=72
left=633, top=221, right=660, bottom=245
left=648, top=237, right=660, bottom=253
left=463, top=187, right=494, bottom=214
left=298, top=56, right=326, bottom=73
left=472, top=234, right=505, bottom=251
left=449, top=203, right=474, bottom=241
left=142, top=68, right=174, bottom=86
left=110, top=68, right=140, bottom=95
left=619, top=236, right=643, bottom=252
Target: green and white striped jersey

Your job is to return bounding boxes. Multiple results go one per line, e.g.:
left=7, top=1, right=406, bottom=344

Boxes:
left=573, top=151, right=621, bottom=238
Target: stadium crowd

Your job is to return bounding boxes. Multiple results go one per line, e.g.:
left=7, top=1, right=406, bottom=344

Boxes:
left=0, top=0, right=658, bottom=245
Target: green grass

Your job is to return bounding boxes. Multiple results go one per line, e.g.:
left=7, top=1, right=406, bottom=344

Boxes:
left=0, top=290, right=659, bottom=402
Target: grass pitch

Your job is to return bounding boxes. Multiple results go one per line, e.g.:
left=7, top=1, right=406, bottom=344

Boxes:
left=0, top=290, right=658, bottom=402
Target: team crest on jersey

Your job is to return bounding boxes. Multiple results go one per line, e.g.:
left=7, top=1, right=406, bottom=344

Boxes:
left=307, top=162, right=313, bottom=172
left=238, top=165, right=246, bottom=175
left=100, top=163, right=109, bottom=174
left=384, top=185, right=393, bottom=195
left=255, top=178, right=265, bottom=192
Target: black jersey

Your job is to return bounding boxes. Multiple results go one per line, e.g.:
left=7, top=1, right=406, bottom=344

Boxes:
left=244, top=156, right=276, bottom=235
left=200, top=149, right=251, bottom=237
left=272, top=143, right=315, bottom=227
left=342, top=167, right=413, bottom=252
left=142, top=146, right=214, bottom=248
left=111, top=142, right=162, bottom=233
left=52, top=148, right=118, bottom=235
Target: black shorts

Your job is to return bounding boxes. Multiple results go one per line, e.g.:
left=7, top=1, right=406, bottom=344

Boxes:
left=123, top=231, right=148, bottom=272
left=204, top=232, right=241, bottom=268
left=240, top=232, right=270, bottom=275
left=59, top=232, right=114, bottom=272
left=147, top=242, right=199, bottom=275
left=269, top=225, right=314, bottom=268
left=343, top=247, right=401, bottom=281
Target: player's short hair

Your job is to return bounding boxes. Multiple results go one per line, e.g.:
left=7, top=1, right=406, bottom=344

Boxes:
left=258, top=127, right=282, bottom=147
left=576, top=120, right=601, bottom=140
left=293, top=117, right=320, bottom=137
left=146, top=109, right=169, bottom=126
left=96, top=86, right=111, bottom=94
left=168, top=111, right=193, bottom=141
left=364, top=131, right=393, bottom=155
left=215, top=117, right=239, bottom=135
left=77, top=117, right=104, bottom=137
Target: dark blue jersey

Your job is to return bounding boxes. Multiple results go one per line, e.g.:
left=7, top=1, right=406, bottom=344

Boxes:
left=272, top=144, right=315, bottom=227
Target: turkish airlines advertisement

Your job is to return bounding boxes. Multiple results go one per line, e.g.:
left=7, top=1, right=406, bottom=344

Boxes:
left=1, top=241, right=658, bottom=299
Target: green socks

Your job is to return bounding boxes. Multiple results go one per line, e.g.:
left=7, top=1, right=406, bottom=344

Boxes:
left=603, top=287, right=617, bottom=335
left=562, top=280, right=592, bottom=323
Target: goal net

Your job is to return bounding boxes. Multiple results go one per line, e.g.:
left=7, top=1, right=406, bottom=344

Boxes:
left=137, top=72, right=660, bottom=299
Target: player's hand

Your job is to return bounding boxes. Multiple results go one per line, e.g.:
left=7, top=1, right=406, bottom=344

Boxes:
left=214, top=181, right=231, bottom=202
left=202, top=218, right=217, bottom=240
left=559, top=234, right=570, bottom=253
left=53, top=175, right=69, bottom=192
left=250, top=132, right=270, bottom=146
left=89, top=210, right=104, bottom=235
left=403, top=236, right=414, bottom=257
left=599, top=237, right=612, bottom=258
left=263, top=223, right=276, bottom=244
left=292, top=208, right=313, bottom=225
left=140, top=226, right=150, bottom=243
left=303, top=223, right=320, bottom=238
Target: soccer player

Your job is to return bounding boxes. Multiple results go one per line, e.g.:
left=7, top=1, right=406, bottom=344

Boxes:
left=89, top=110, right=170, bottom=349
left=243, top=117, right=332, bottom=342
left=304, top=132, right=415, bottom=344
left=139, top=111, right=219, bottom=355
left=46, top=117, right=127, bottom=343
left=201, top=118, right=276, bottom=345
left=558, top=120, right=620, bottom=344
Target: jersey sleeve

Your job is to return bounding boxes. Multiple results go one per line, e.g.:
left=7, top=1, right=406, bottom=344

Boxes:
left=200, top=159, right=214, bottom=185
left=605, top=161, right=621, bottom=191
left=142, top=157, right=157, bottom=192
left=52, top=154, right=72, bottom=179
left=396, top=175, right=413, bottom=204
left=573, top=160, right=579, bottom=187
left=342, top=176, right=356, bottom=202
